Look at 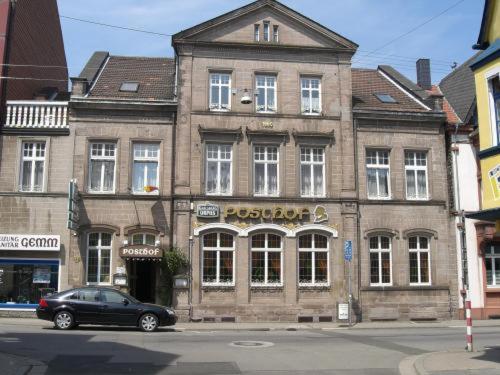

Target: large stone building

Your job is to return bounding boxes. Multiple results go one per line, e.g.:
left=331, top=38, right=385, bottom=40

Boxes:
left=0, top=0, right=459, bottom=321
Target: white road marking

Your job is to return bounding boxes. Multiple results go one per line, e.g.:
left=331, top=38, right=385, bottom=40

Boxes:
left=0, top=337, right=20, bottom=343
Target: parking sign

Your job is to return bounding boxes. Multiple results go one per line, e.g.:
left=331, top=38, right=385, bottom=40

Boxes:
left=344, top=240, right=352, bottom=261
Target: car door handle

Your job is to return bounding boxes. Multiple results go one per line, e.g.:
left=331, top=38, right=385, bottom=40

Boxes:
left=100, top=305, right=108, bottom=309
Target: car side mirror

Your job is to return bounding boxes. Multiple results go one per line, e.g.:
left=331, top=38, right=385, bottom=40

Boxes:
left=122, top=298, right=129, bottom=306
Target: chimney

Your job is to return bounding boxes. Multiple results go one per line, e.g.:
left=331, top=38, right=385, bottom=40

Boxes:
left=70, top=77, right=89, bottom=98
left=416, top=58, right=432, bottom=90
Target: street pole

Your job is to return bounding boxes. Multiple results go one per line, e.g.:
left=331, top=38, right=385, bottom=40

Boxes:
left=348, top=259, right=352, bottom=327
left=466, top=290, right=473, bottom=352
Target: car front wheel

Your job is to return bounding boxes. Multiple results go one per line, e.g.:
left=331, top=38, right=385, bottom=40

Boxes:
left=54, top=311, right=74, bottom=330
left=139, top=313, right=159, bottom=332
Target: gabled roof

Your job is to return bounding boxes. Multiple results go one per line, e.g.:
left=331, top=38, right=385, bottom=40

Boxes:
left=352, top=67, right=430, bottom=113
left=439, top=53, right=479, bottom=124
left=475, top=0, right=494, bottom=49
left=84, top=55, right=176, bottom=101
left=172, top=0, right=357, bottom=50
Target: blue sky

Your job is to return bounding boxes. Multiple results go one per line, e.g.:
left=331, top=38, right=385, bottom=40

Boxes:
left=56, top=0, right=483, bottom=83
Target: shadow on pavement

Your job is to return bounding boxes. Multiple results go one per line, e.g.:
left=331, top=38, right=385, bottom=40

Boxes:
left=41, top=325, right=177, bottom=333
left=475, top=346, right=500, bottom=364
left=2, top=332, right=180, bottom=374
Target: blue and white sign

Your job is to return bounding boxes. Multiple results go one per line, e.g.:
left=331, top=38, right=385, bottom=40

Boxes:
left=344, top=240, right=353, bottom=262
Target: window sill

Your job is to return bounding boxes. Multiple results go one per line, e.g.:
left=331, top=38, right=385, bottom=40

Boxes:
left=299, top=284, right=331, bottom=290
left=132, top=192, right=160, bottom=196
left=485, top=287, right=500, bottom=292
left=202, top=285, right=235, bottom=291
left=206, top=193, right=233, bottom=197
left=301, top=112, right=322, bottom=117
left=87, top=191, right=116, bottom=195
left=209, top=108, right=231, bottom=113
left=406, top=198, right=430, bottom=201
left=251, top=285, right=283, bottom=290
left=367, top=197, right=392, bottom=201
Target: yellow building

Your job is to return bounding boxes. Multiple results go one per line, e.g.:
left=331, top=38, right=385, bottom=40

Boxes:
left=469, top=0, right=500, bottom=228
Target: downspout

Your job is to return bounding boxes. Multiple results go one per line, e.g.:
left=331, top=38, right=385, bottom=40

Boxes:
left=354, top=116, right=362, bottom=322
left=452, top=123, right=468, bottom=317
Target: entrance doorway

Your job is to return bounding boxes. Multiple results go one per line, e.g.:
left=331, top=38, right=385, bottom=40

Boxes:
left=128, top=261, right=157, bottom=303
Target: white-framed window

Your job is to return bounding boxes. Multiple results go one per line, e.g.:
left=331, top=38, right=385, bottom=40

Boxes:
left=87, top=232, right=112, bottom=285
left=202, top=232, right=235, bottom=286
left=301, top=77, right=321, bottom=115
left=366, top=150, right=390, bottom=199
left=488, top=73, right=500, bottom=147
left=19, top=141, right=46, bottom=192
left=256, top=75, right=277, bottom=113
left=300, top=147, right=325, bottom=197
left=273, top=25, right=279, bottom=42
left=206, top=144, right=232, bottom=195
left=369, top=235, right=392, bottom=286
left=409, top=236, right=431, bottom=285
left=132, top=143, right=160, bottom=194
left=131, top=233, right=156, bottom=246
left=209, top=73, right=231, bottom=111
left=251, top=233, right=283, bottom=286
left=486, top=245, right=500, bottom=287
left=89, top=142, right=116, bottom=193
left=405, top=151, right=428, bottom=200
left=298, top=234, right=329, bottom=286
left=254, top=24, right=260, bottom=42
left=263, top=21, right=270, bottom=42
left=254, top=146, right=279, bottom=196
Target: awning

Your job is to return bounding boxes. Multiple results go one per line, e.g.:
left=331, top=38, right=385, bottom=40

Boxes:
left=465, top=207, right=500, bottom=222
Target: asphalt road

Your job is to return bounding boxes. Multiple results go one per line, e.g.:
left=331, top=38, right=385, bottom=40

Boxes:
left=1, top=322, right=500, bottom=374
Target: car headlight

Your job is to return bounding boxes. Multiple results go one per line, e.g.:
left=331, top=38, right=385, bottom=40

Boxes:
left=164, top=307, right=175, bottom=315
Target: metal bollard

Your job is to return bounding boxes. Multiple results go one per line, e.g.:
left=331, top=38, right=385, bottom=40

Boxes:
left=465, top=298, right=473, bottom=352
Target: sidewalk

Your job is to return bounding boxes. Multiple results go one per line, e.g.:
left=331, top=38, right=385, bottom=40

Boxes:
left=400, top=347, right=500, bottom=375
left=1, top=317, right=500, bottom=331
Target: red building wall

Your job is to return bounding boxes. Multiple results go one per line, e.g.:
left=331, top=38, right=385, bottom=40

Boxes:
left=3, top=0, right=67, bottom=101
left=0, top=1, right=11, bottom=102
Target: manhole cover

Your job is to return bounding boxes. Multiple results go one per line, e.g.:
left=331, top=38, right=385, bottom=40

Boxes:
left=229, top=341, right=274, bottom=348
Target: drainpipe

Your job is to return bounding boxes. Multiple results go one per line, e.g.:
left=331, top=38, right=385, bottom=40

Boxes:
left=452, top=124, right=468, bottom=316
left=354, top=117, right=362, bottom=322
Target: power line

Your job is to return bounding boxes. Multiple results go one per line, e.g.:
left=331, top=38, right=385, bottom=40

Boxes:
left=353, top=0, right=466, bottom=64
left=60, top=15, right=172, bottom=37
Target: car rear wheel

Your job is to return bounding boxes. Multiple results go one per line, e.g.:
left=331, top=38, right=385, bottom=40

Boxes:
left=54, top=311, right=74, bottom=330
left=139, top=313, right=159, bottom=332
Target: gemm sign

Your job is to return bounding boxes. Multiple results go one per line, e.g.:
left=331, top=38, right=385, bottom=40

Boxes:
left=0, top=235, right=60, bottom=251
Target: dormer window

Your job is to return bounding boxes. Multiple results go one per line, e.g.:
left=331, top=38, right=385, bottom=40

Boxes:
left=120, top=82, right=139, bottom=93
left=263, top=21, right=270, bottom=42
left=254, top=24, right=260, bottom=42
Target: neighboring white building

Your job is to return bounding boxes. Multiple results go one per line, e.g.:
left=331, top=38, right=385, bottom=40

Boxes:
left=441, top=54, right=495, bottom=319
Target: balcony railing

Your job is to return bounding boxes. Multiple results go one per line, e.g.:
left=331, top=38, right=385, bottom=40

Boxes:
left=4, top=101, right=68, bottom=129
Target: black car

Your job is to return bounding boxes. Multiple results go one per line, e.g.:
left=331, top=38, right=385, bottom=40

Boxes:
left=36, top=287, right=177, bottom=332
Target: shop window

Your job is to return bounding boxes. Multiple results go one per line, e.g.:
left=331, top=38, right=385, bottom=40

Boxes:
left=486, top=245, right=500, bottom=287
left=300, top=147, right=325, bottom=197
left=209, top=73, right=231, bottom=111
left=202, top=232, right=235, bottom=286
left=0, top=259, right=59, bottom=307
left=20, top=141, right=46, bottom=192
left=301, top=77, right=321, bottom=115
left=254, top=146, right=279, bottom=196
left=369, top=235, right=392, bottom=286
left=366, top=150, right=391, bottom=199
left=405, top=151, right=428, bottom=200
left=298, top=234, right=329, bottom=286
left=206, top=144, right=232, bottom=195
left=408, top=236, right=431, bottom=285
left=132, top=143, right=160, bottom=194
left=131, top=233, right=156, bottom=246
left=86, top=232, right=112, bottom=285
left=256, top=75, right=276, bottom=113
left=251, top=233, right=282, bottom=286
left=89, top=142, right=116, bottom=193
